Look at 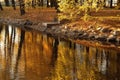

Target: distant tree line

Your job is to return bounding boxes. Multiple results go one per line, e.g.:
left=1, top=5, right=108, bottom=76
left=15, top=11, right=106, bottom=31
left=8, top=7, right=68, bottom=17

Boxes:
left=0, top=0, right=58, bottom=15
left=0, top=0, right=120, bottom=15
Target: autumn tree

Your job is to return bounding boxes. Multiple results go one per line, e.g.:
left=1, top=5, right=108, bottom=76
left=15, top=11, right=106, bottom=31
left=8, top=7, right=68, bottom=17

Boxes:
left=58, top=0, right=102, bottom=21
left=0, top=2, right=3, bottom=10
left=58, top=0, right=78, bottom=20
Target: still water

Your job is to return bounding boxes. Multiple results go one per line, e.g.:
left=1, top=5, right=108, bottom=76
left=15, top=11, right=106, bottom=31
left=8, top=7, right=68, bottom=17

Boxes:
left=0, top=23, right=120, bottom=80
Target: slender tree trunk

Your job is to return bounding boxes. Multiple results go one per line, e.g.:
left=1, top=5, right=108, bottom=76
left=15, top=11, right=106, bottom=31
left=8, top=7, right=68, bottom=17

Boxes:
left=38, top=0, right=43, bottom=6
left=0, top=2, right=3, bottom=10
left=11, top=0, right=16, bottom=10
left=19, top=0, right=25, bottom=15
left=41, top=0, right=43, bottom=7
left=54, top=0, right=58, bottom=9
left=32, top=0, right=36, bottom=8
left=117, top=0, right=120, bottom=9
left=110, top=0, right=113, bottom=8
left=50, top=0, right=53, bottom=7
left=50, top=0, right=58, bottom=9
left=47, top=0, right=49, bottom=7
left=4, top=0, right=10, bottom=6
left=37, top=0, right=41, bottom=6
left=103, top=0, right=106, bottom=7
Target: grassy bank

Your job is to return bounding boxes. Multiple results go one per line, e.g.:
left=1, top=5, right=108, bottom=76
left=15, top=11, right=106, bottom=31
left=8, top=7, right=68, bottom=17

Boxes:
left=0, top=7, right=120, bottom=49
left=0, top=7, right=120, bottom=26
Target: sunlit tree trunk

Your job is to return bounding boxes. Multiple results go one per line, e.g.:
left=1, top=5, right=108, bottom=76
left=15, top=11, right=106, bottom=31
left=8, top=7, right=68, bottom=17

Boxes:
left=19, top=0, right=25, bottom=15
left=0, top=2, right=3, bottom=10
left=5, top=26, right=9, bottom=48
left=4, top=0, right=10, bottom=6
left=11, top=0, right=16, bottom=10
left=9, top=27, right=14, bottom=54
left=11, top=27, right=16, bottom=55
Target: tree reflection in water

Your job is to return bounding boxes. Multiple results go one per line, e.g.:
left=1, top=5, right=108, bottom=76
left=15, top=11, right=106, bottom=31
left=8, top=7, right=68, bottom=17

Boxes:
left=0, top=23, right=119, bottom=80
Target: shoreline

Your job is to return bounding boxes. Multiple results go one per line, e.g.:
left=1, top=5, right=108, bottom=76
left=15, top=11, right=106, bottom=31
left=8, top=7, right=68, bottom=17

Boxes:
left=0, top=18, right=120, bottom=51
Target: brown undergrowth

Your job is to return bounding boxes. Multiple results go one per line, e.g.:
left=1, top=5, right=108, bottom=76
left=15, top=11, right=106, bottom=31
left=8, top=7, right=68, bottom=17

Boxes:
left=0, top=7, right=57, bottom=23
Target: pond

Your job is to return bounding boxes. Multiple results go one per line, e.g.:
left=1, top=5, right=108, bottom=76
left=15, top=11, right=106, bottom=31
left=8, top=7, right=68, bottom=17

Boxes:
left=0, top=23, right=120, bottom=80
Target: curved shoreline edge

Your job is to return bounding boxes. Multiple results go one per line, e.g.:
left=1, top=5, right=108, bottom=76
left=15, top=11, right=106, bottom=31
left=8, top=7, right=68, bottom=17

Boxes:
left=0, top=18, right=120, bottom=51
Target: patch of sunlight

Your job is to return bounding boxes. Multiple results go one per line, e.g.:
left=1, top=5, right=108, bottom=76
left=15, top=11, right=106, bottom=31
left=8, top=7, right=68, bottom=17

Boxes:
left=8, top=25, right=12, bottom=35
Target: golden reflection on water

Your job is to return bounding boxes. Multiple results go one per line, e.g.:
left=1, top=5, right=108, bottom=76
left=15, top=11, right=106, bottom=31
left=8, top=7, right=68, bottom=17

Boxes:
left=0, top=24, right=119, bottom=80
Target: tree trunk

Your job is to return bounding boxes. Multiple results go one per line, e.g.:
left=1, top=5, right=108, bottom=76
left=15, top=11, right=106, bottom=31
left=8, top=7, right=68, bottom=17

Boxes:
left=19, top=0, right=25, bottom=15
left=50, top=0, right=58, bottom=8
left=54, top=0, right=58, bottom=9
left=50, top=0, right=53, bottom=7
left=38, top=0, right=44, bottom=7
left=4, top=0, right=10, bottom=6
left=110, top=0, right=113, bottom=8
left=0, top=2, right=3, bottom=10
left=47, top=0, right=49, bottom=7
left=103, top=0, right=106, bottom=7
left=11, top=0, right=16, bottom=10
left=32, top=0, right=36, bottom=8
left=41, top=0, right=43, bottom=7
left=37, top=0, right=41, bottom=6
left=117, top=0, right=120, bottom=9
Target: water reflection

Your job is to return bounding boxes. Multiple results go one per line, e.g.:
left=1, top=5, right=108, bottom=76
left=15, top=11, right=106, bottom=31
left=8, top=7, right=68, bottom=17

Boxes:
left=0, top=23, right=119, bottom=80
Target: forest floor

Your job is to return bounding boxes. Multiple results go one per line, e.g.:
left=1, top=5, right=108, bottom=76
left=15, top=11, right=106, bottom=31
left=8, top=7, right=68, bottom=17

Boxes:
left=0, top=7, right=120, bottom=50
